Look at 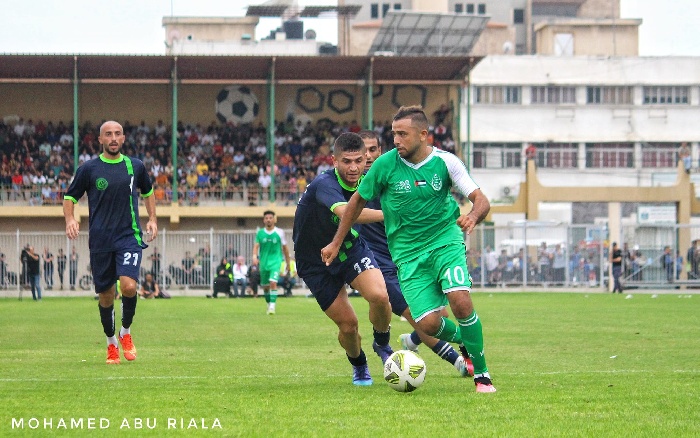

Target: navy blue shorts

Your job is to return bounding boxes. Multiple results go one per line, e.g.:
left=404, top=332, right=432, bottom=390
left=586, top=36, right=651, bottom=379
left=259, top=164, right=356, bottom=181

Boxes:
left=382, top=266, right=409, bottom=317
left=90, top=249, right=143, bottom=294
left=298, top=241, right=380, bottom=312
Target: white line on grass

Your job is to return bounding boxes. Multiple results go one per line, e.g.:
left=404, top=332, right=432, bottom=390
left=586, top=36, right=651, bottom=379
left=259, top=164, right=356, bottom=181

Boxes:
left=1, top=369, right=698, bottom=383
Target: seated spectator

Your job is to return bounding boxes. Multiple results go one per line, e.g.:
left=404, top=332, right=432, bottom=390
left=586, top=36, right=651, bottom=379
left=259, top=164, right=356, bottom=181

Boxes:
left=139, top=273, right=169, bottom=299
left=247, top=263, right=260, bottom=298
left=153, top=183, right=167, bottom=205
left=211, top=257, right=233, bottom=298
left=278, top=258, right=297, bottom=296
left=41, top=185, right=56, bottom=205
left=232, top=256, right=248, bottom=297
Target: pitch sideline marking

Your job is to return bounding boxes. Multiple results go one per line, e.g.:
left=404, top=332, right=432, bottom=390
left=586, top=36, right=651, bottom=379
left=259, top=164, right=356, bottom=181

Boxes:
left=1, top=369, right=698, bottom=383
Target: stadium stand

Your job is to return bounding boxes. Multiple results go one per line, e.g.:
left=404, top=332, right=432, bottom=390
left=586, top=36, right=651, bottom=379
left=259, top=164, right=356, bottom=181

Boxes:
left=0, top=116, right=455, bottom=206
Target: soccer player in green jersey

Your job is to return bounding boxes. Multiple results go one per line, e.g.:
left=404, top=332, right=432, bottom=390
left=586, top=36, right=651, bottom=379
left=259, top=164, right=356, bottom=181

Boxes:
left=322, top=106, right=496, bottom=393
left=253, top=211, right=291, bottom=314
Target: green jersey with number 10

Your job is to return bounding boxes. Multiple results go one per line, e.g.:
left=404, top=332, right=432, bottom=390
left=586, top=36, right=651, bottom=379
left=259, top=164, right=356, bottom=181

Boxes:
left=358, top=147, right=480, bottom=265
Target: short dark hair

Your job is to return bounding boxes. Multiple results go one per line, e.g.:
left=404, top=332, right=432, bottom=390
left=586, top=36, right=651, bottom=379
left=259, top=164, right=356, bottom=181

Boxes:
left=333, top=132, right=365, bottom=157
left=358, top=129, right=384, bottom=152
left=358, top=130, right=378, bottom=141
left=393, top=105, right=429, bottom=130
left=263, top=210, right=275, bottom=217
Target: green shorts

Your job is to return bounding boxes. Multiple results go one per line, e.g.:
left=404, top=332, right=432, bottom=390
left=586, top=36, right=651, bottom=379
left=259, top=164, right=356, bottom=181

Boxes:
left=260, top=269, right=280, bottom=287
left=396, top=243, right=472, bottom=322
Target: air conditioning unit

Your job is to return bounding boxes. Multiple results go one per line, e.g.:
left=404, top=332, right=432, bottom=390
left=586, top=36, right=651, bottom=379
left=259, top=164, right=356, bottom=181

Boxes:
left=501, top=185, right=519, bottom=198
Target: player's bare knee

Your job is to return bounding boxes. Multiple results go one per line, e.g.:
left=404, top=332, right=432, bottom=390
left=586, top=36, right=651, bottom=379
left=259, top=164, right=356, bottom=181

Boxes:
left=364, top=288, right=390, bottom=308
left=448, top=290, right=474, bottom=318
left=119, top=280, right=138, bottom=297
left=337, top=319, right=359, bottom=337
left=98, top=292, right=114, bottom=307
left=416, top=314, right=441, bottom=336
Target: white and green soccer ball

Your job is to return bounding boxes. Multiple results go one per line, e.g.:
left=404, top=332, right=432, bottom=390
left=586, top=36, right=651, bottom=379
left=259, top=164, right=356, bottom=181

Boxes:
left=383, top=350, right=426, bottom=392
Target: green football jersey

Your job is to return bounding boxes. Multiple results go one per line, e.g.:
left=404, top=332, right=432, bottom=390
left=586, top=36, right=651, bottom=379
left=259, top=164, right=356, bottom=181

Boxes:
left=358, top=147, right=480, bottom=264
left=255, top=227, right=286, bottom=271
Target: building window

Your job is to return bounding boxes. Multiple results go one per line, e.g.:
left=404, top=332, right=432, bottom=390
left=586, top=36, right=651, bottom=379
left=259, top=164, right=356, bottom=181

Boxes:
left=643, top=86, right=689, bottom=104
left=382, top=3, right=391, bottom=17
left=370, top=3, right=379, bottom=19
left=455, top=3, right=463, bottom=13
left=585, top=143, right=634, bottom=168
left=554, top=33, right=574, bottom=56
left=641, top=143, right=678, bottom=168
left=394, top=3, right=401, bottom=10
left=586, top=86, right=633, bottom=105
left=478, top=3, right=486, bottom=14
left=466, top=3, right=474, bottom=13
left=532, top=143, right=578, bottom=168
left=473, top=143, right=522, bottom=169
left=513, top=9, right=524, bottom=24
left=531, top=86, right=576, bottom=104
left=475, top=86, right=521, bottom=104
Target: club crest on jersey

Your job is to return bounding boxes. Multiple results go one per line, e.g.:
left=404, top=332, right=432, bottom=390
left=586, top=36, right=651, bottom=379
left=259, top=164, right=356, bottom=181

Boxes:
left=430, top=174, right=442, bottom=191
left=96, top=178, right=108, bottom=191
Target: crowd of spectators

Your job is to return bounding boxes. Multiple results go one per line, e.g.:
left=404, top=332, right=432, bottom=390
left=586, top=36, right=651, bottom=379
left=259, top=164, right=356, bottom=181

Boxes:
left=0, top=114, right=455, bottom=206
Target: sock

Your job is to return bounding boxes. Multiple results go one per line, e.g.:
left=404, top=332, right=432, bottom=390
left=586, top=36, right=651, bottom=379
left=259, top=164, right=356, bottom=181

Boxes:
left=430, top=340, right=461, bottom=365
left=347, top=349, right=368, bottom=367
left=107, top=336, right=118, bottom=347
left=264, top=291, right=270, bottom=303
left=119, top=327, right=130, bottom=338
left=458, top=344, right=470, bottom=358
left=121, top=294, right=137, bottom=329
left=269, top=289, right=277, bottom=303
left=409, top=331, right=422, bottom=347
left=434, top=317, right=462, bottom=343
left=457, top=311, right=488, bottom=375
left=474, top=372, right=491, bottom=381
left=99, top=304, right=115, bottom=338
left=373, top=325, right=391, bottom=346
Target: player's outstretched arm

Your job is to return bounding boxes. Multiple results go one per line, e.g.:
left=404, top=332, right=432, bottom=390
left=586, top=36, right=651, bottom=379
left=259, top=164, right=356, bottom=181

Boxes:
left=143, top=194, right=158, bottom=241
left=456, top=189, right=490, bottom=235
left=321, top=191, right=367, bottom=266
left=332, top=204, right=383, bottom=224
left=63, top=199, right=80, bottom=240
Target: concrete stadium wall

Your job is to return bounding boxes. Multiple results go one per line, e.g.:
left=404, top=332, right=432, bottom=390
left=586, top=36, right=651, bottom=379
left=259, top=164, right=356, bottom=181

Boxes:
left=0, top=206, right=297, bottom=233
left=0, top=83, right=456, bottom=127
left=0, top=83, right=73, bottom=122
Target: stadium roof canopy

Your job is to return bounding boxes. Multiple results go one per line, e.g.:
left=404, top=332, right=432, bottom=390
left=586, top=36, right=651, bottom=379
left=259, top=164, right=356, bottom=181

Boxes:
left=246, top=4, right=361, bottom=17
left=0, top=54, right=481, bottom=84
left=369, top=11, right=489, bottom=56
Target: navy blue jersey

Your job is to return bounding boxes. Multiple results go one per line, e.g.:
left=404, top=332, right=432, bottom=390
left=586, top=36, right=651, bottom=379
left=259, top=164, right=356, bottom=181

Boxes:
left=65, top=154, right=153, bottom=253
left=360, top=198, right=396, bottom=271
left=293, top=169, right=361, bottom=267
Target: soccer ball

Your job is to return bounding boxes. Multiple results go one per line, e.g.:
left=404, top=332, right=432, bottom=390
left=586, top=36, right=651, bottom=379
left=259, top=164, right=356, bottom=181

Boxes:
left=215, top=85, right=259, bottom=124
left=383, top=350, right=426, bottom=392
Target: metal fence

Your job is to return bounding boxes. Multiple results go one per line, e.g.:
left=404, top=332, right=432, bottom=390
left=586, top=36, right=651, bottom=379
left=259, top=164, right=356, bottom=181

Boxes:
left=1, top=222, right=698, bottom=296
left=0, top=229, right=292, bottom=295
left=470, top=222, right=700, bottom=290
left=467, top=223, right=607, bottom=289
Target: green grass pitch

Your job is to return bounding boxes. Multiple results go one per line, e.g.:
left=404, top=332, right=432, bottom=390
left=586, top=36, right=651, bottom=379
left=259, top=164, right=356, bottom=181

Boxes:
left=1, top=292, right=698, bottom=437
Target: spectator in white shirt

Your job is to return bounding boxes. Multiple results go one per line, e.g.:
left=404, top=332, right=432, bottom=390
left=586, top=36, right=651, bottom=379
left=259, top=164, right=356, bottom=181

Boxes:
left=232, top=256, right=249, bottom=297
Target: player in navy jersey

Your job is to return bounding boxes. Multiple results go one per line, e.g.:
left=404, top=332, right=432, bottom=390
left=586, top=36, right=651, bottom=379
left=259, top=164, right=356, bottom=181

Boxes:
left=293, top=132, right=393, bottom=386
left=357, top=130, right=474, bottom=378
left=63, top=120, right=157, bottom=365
